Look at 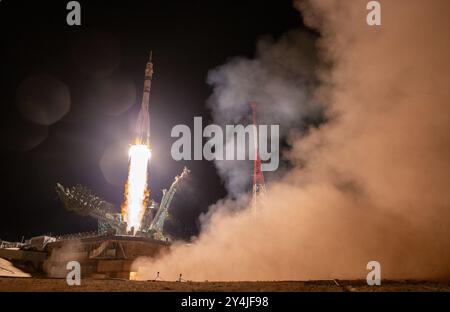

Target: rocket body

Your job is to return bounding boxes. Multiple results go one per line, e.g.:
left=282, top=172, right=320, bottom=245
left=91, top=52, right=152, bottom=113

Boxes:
left=135, top=52, right=153, bottom=146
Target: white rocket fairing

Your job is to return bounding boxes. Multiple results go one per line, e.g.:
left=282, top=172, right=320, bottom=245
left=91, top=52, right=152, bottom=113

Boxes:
left=135, top=51, right=153, bottom=146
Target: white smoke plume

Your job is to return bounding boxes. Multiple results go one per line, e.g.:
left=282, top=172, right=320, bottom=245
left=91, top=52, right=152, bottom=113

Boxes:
left=134, top=0, right=450, bottom=281
left=43, top=240, right=83, bottom=278
left=206, top=30, right=321, bottom=197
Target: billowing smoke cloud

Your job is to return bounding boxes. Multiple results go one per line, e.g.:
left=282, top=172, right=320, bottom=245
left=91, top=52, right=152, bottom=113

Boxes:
left=206, top=30, right=321, bottom=197
left=134, top=0, right=450, bottom=281
left=43, top=240, right=83, bottom=278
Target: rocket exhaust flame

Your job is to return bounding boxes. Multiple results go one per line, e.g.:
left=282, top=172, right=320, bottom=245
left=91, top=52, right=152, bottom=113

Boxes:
left=122, top=144, right=151, bottom=233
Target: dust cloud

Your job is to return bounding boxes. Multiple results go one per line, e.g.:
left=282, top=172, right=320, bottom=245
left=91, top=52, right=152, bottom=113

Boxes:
left=134, top=0, right=450, bottom=281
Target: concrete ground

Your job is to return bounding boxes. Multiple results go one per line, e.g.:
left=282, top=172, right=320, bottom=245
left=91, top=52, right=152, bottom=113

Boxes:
left=0, top=277, right=449, bottom=292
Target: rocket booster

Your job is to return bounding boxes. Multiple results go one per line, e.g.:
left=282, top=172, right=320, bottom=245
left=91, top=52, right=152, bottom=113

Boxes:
left=135, top=51, right=154, bottom=146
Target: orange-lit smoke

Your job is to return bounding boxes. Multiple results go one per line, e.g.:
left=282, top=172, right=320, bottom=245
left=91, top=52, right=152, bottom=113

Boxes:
left=134, top=0, right=450, bottom=281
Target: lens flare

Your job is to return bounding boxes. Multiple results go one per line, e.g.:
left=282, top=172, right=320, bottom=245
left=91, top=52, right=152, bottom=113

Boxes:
left=122, top=144, right=151, bottom=233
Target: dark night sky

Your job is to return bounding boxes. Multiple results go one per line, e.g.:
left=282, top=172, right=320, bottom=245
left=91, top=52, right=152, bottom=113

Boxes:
left=0, top=0, right=306, bottom=241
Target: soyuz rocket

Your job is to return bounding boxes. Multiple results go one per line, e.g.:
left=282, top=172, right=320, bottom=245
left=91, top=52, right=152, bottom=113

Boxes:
left=135, top=51, right=153, bottom=146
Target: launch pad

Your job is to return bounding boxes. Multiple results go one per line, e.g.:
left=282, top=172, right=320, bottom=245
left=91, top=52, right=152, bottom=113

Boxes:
left=44, top=234, right=170, bottom=279
left=1, top=234, right=170, bottom=280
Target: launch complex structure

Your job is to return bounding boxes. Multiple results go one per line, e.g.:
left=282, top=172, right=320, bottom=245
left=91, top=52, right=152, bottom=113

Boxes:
left=56, top=52, right=190, bottom=242
left=0, top=52, right=266, bottom=280
left=0, top=53, right=191, bottom=279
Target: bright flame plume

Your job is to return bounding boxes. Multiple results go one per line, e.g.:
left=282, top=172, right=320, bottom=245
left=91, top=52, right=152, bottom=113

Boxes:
left=122, top=144, right=151, bottom=233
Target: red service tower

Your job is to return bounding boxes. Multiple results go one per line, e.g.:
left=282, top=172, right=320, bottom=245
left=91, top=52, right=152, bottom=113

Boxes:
left=250, top=102, right=266, bottom=213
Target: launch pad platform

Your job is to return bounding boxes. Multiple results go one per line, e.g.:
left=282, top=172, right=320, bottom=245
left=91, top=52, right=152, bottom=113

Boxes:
left=1, top=234, right=170, bottom=280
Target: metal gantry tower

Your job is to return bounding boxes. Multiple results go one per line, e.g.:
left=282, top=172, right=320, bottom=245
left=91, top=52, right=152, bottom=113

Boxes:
left=149, top=167, right=190, bottom=237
